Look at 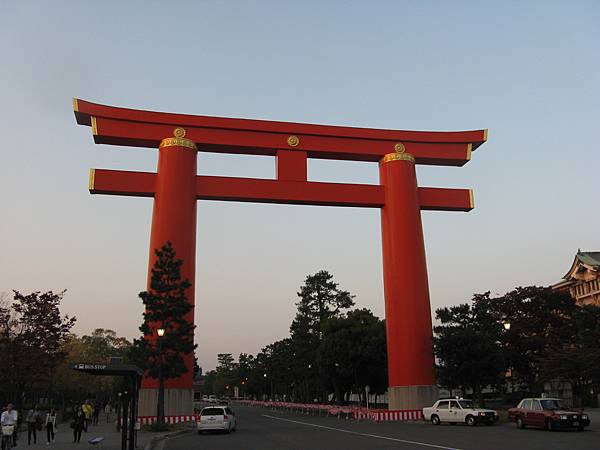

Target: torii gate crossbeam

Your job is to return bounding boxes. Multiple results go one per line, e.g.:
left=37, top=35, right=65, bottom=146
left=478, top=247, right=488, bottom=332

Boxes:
left=74, top=98, right=486, bottom=415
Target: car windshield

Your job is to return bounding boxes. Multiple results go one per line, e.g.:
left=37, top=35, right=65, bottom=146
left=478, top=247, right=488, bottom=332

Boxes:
left=201, top=408, right=225, bottom=416
left=539, top=399, right=563, bottom=411
left=458, top=400, right=473, bottom=409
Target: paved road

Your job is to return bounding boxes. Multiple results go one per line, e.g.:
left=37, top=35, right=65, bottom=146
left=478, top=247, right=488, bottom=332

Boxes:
left=164, top=405, right=600, bottom=450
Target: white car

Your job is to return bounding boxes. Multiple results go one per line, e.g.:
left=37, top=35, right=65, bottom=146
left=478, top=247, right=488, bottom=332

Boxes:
left=423, top=399, right=498, bottom=426
left=197, top=406, right=237, bottom=433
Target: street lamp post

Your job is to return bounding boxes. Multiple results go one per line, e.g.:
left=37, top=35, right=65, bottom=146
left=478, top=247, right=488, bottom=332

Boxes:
left=157, top=328, right=165, bottom=427
left=502, top=322, right=512, bottom=394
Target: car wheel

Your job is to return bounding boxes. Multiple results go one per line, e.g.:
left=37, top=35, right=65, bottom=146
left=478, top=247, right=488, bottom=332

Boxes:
left=516, top=417, right=525, bottom=429
left=431, top=415, right=440, bottom=425
left=465, top=415, right=476, bottom=427
left=546, top=419, right=555, bottom=432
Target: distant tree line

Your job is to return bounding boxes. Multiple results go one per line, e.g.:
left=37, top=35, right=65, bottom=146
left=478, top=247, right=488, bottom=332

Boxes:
left=201, top=271, right=388, bottom=405
left=434, top=286, right=600, bottom=407
left=0, top=290, right=140, bottom=414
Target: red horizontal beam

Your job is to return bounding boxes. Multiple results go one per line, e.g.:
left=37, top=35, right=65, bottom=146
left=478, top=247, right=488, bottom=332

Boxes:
left=91, top=116, right=472, bottom=166
left=89, top=168, right=155, bottom=197
left=196, top=176, right=384, bottom=208
left=90, top=169, right=473, bottom=211
left=418, top=187, right=473, bottom=212
left=75, top=99, right=486, bottom=166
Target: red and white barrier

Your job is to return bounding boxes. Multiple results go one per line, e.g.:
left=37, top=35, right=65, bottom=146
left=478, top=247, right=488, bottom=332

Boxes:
left=370, top=409, right=423, bottom=421
left=119, top=415, right=199, bottom=425
left=235, top=400, right=423, bottom=422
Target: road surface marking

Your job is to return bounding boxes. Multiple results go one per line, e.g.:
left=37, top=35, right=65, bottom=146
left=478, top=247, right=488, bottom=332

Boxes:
left=262, top=414, right=462, bottom=450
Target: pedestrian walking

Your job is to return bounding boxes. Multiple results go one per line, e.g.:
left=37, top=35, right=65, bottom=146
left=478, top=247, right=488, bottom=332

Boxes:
left=71, top=406, right=85, bottom=443
left=81, top=401, right=92, bottom=432
left=1, top=403, right=18, bottom=449
left=104, top=403, right=111, bottom=423
left=92, top=402, right=100, bottom=426
left=26, top=404, right=43, bottom=445
left=45, top=409, right=57, bottom=445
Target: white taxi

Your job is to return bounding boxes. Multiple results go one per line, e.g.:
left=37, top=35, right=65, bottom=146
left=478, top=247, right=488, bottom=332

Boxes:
left=423, top=399, right=498, bottom=426
left=197, top=406, right=237, bottom=433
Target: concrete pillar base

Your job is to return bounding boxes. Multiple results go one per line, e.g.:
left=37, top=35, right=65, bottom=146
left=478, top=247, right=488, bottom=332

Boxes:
left=138, top=388, right=193, bottom=417
left=388, top=385, right=439, bottom=410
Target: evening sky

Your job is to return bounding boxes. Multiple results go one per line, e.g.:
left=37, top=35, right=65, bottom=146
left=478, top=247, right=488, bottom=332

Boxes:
left=1, top=1, right=598, bottom=370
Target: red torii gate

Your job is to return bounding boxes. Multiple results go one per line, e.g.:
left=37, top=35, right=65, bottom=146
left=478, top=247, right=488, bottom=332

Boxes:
left=74, top=98, right=486, bottom=414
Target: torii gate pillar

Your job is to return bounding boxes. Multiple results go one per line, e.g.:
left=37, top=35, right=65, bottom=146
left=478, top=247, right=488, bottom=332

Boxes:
left=138, top=130, right=199, bottom=416
left=380, top=148, right=438, bottom=409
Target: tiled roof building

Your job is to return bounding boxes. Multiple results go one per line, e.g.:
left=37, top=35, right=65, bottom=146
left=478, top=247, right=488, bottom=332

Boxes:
left=552, top=250, right=600, bottom=306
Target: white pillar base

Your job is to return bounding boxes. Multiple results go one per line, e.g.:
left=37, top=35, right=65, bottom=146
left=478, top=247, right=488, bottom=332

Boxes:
left=137, top=388, right=193, bottom=417
left=388, top=385, right=439, bottom=410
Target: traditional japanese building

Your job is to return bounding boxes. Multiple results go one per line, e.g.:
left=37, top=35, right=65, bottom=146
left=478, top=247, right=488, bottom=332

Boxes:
left=552, top=251, right=600, bottom=306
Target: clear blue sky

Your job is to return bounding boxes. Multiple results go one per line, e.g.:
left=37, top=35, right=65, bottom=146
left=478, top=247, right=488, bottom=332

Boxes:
left=1, top=1, right=598, bottom=371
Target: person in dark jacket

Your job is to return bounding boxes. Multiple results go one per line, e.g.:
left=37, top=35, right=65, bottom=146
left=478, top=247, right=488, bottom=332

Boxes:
left=26, top=404, right=42, bottom=445
left=72, top=406, right=85, bottom=443
left=45, top=409, right=57, bottom=444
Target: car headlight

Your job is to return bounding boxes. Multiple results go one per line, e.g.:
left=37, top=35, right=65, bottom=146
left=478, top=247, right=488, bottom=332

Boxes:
left=560, top=415, right=568, bottom=420
left=494, top=411, right=498, bottom=416
left=582, top=415, right=588, bottom=420
left=478, top=412, right=485, bottom=416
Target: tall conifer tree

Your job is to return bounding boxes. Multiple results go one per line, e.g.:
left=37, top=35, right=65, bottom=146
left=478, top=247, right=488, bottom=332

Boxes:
left=134, top=241, right=196, bottom=425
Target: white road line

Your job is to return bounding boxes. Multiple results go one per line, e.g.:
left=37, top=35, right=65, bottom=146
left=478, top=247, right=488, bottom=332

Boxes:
left=262, top=414, right=463, bottom=450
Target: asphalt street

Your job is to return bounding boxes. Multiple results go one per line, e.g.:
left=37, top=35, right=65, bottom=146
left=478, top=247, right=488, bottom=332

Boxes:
left=164, top=405, right=600, bottom=450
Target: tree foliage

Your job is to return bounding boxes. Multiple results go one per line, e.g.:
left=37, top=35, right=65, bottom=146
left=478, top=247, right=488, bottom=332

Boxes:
left=53, top=329, right=132, bottom=400
left=434, top=297, right=505, bottom=405
left=200, top=271, right=386, bottom=405
left=433, top=286, right=600, bottom=406
left=0, top=290, right=75, bottom=406
left=135, top=242, right=196, bottom=381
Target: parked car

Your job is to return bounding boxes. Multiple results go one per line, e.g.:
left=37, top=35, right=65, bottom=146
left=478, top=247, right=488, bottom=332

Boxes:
left=202, top=395, right=209, bottom=402
left=197, top=406, right=237, bottom=433
left=423, top=399, right=498, bottom=426
left=508, top=398, right=590, bottom=431
left=208, top=395, right=218, bottom=403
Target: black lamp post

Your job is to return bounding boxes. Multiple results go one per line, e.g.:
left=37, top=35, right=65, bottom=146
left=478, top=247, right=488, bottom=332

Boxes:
left=157, top=328, right=166, bottom=427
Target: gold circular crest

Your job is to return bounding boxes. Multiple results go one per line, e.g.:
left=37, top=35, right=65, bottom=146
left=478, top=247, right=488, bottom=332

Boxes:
left=173, top=127, right=186, bottom=138
left=287, top=135, right=300, bottom=147
left=394, top=143, right=406, bottom=153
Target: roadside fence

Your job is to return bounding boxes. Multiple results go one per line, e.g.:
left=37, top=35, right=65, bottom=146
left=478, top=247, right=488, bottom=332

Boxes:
left=235, top=400, right=424, bottom=422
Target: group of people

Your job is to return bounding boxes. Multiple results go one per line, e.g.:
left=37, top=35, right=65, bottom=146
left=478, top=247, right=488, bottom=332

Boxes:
left=70, top=400, right=111, bottom=444
left=0, top=400, right=112, bottom=447
left=0, top=403, right=56, bottom=448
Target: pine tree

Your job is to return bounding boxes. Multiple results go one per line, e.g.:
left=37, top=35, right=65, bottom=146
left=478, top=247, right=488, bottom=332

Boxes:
left=290, top=270, right=354, bottom=340
left=134, top=241, right=196, bottom=425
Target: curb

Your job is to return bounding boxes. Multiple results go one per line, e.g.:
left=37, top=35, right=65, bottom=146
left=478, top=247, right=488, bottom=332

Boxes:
left=144, top=428, right=194, bottom=450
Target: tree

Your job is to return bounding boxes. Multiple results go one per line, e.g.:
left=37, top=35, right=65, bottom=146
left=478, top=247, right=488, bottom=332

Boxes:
left=53, top=329, right=132, bottom=408
left=135, top=242, right=196, bottom=427
left=478, top=286, right=576, bottom=395
left=0, top=290, right=75, bottom=409
left=433, top=299, right=505, bottom=406
left=290, top=270, right=354, bottom=341
left=317, top=309, right=387, bottom=405
left=289, top=271, right=355, bottom=402
left=213, top=353, right=238, bottom=396
left=538, top=305, right=600, bottom=407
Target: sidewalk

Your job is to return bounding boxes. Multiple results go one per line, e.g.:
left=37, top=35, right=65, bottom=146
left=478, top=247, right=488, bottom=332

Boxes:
left=19, top=418, right=191, bottom=450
